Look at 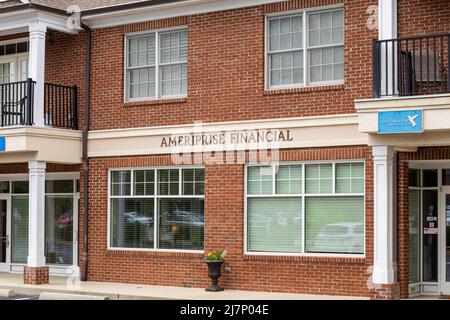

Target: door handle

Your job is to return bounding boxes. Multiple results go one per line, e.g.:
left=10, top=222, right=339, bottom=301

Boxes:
left=5, top=234, right=9, bottom=248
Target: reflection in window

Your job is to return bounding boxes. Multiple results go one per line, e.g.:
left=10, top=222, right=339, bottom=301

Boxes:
left=158, top=198, right=204, bottom=250
left=111, top=198, right=154, bottom=249
left=46, top=196, right=74, bottom=265
left=110, top=168, right=204, bottom=251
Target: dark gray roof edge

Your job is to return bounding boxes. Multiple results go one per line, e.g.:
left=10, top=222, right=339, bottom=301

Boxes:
left=80, top=0, right=187, bottom=17
left=0, top=2, right=71, bottom=16
left=0, top=0, right=188, bottom=19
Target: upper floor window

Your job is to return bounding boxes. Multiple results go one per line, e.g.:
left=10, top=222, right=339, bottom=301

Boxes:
left=125, top=28, right=188, bottom=101
left=266, top=7, right=344, bottom=89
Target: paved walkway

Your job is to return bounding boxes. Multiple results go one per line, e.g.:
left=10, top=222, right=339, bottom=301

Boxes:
left=0, top=273, right=368, bottom=300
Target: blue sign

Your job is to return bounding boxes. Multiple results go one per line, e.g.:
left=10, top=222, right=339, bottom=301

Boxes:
left=0, top=137, right=4, bottom=152
left=378, top=110, right=423, bottom=134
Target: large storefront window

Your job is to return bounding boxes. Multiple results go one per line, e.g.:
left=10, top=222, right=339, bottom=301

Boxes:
left=246, top=162, right=365, bottom=255
left=109, top=168, right=204, bottom=251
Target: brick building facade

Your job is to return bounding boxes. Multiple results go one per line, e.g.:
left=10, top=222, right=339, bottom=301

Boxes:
left=0, top=0, right=449, bottom=300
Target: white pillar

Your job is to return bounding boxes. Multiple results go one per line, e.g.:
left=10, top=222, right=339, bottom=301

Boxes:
left=378, top=0, right=397, bottom=96
left=27, top=161, right=46, bottom=268
left=28, top=22, right=47, bottom=127
left=372, top=146, right=395, bottom=284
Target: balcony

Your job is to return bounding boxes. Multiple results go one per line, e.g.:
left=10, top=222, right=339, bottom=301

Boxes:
left=373, top=33, right=450, bottom=98
left=0, top=79, right=81, bottom=164
left=356, top=33, right=450, bottom=147
left=0, top=79, right=78, bottom=129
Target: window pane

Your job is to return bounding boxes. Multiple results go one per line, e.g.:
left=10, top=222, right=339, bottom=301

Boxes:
left=247, top=198, right=302, bottom=253
left=269, top=51, right=303, bottom=87
left=111, top=198, right=154, bottom=249
left=276, top=165, right=302, bottom=194
left=409, top=169, right=421, bottom=187
left=0, top=181, right=9, bottom=193
left=45, top=196, right=74, bottom=265
left=443, top=169, right=450, bottom=186
left=306, top=196, right=364, bottom=254
left=247, top=166, right=273, bottom=195
left=269, top=19, right=280, bottom=36
left=111, top=171, right=131, bottom=196
left=46, top=180, right=74, bottom=194
left=134, top=170, right=155, bottom=196
left=158, top=169, right=179, bottom=195
left=306, top=164, right=332, bottom=194
left=336, top=163, right=364, bottom=194
left=12, top=181, right=28, bottom=194
left=409, top=190, right=421, bottom=283
left=423, top=169, right=438, bottom=187
left=158, top=198, right=204, bottom=250
left=160, top=30, right=188, bottom=64
left=11, top=196, right=29, bottom=263
left=182, top=169, right=204, bottom=196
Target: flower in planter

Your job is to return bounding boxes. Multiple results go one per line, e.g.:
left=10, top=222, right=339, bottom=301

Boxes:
left=206, top=250, right=227, bottom=261
left=204, top=250, right=227, bottom=292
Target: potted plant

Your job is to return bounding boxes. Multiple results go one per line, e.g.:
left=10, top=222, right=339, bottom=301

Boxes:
left=204, top=250, right=227, bottom=292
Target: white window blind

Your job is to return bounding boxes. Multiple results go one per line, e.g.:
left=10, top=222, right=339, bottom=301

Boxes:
left=246, top=162, right=365, bottom=255
left=11, top=195, right=29, bottom=263
left=248, top=198, right=302, bottom=252
left=126, top=28, right=188, bottom=101
left=267, top=8, right=344, bottom=89
left=305, top=196, right=364, bottom=254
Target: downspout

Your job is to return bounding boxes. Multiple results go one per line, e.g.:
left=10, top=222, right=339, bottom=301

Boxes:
left=80, top=22, right=91, bottom=282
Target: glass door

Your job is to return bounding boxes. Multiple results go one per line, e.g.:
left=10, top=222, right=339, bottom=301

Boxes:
left=0, top=196, right=11, bottom=272
left=440, top=191, right=450, bottom=295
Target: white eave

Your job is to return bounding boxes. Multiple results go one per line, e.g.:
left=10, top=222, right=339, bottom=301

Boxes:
left=81, top=0, right=284, bottom=29
left=0, top=8, right=79, bottom=36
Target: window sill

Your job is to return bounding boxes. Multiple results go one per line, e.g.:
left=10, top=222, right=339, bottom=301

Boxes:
left=123, top=97, right=188, bottom=107
left=264, top=83, right=345, bottom=95
left=243, top=253, right=366, bottom=264
left=106, top=248, right=204, bottom=258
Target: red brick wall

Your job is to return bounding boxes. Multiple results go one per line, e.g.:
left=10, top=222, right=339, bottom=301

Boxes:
left=398, top=0, right=450, bottom=37
left=88, top=0, right=377, bottom=131
left=45, top=30, right=87, bottom=128
left=84, top=146, right=384, bottom=298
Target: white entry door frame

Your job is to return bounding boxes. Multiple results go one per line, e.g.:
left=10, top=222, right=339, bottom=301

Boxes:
left=0, top=194, right=11, bottom=273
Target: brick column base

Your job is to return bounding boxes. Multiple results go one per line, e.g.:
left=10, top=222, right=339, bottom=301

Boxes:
left=24, top=266, right=49, bottom=285
left=373, top=283, right=401, bottom=300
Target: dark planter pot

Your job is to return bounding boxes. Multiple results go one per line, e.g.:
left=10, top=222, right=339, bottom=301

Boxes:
left=204, top=260, right=224, bottom=292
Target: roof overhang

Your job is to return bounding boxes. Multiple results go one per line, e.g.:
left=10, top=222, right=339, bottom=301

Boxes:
left=81, top=0, right=284, bottom=29
left=0, top=6, right=79, bottom=36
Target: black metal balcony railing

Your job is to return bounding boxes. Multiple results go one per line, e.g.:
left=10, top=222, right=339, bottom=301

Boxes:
left=373, top=34, right=450, bottom=98
left=44, top=83, right=78, bottom=130
left=0, top=79, right=78, bottom=129
left=0, top=79, right=34, bottom=127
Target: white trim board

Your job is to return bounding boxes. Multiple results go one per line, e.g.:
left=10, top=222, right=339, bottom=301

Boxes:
left=82, top=0, right=286, bottom=29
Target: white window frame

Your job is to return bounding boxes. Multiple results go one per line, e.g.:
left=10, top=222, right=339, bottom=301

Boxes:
left=265, top=4, right=345, bottom=90
left=244, top=160, right=366, bottom=258
left=124, top=26, right=188, bottom=102
left=107, top=166, right=204, bottom=253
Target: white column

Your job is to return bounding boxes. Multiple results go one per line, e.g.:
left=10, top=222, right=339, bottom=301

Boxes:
left=372, top=146, right=395, bottom=284
left=27, top=161, right=46, bottom=268
left=28, top=22, right=47, bottom=127
left=378, top=0, right=397, bottom=96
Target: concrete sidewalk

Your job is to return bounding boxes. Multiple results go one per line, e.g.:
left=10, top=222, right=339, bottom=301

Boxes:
left=0, top=273, right=368, bottom=300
